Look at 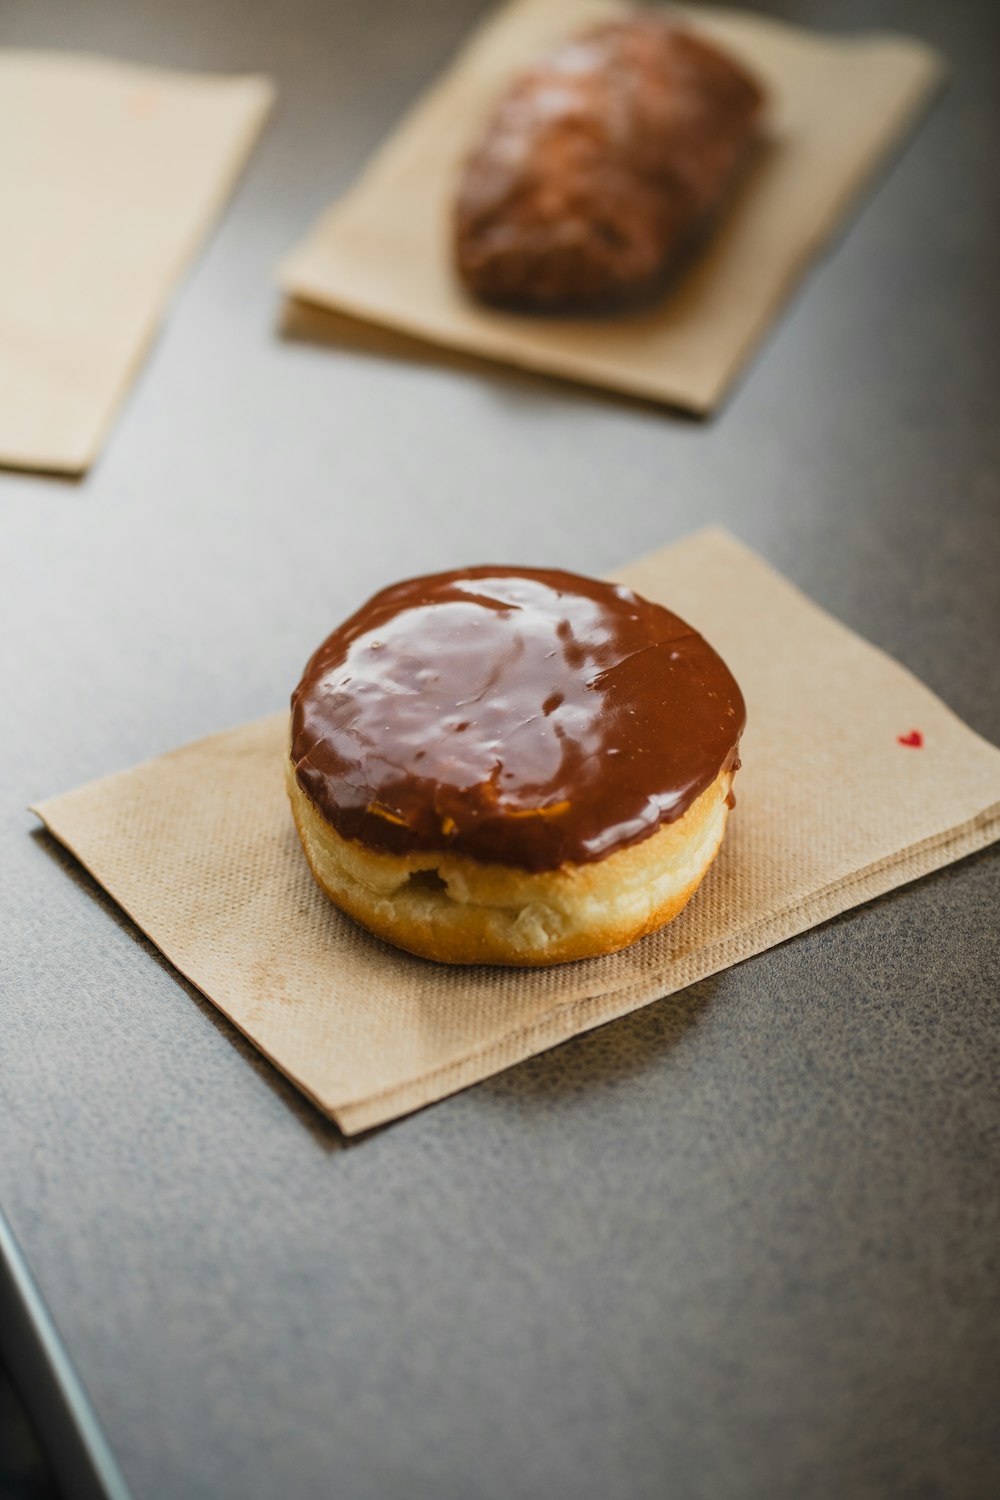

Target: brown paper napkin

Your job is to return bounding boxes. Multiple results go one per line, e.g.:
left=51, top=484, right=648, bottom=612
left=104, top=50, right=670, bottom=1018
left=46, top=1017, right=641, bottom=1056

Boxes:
left=278, top=0, right=944, bottom=412
left=32, top=530, right=1000, bottom=1132
left=0, top=52, right=273, bottom=474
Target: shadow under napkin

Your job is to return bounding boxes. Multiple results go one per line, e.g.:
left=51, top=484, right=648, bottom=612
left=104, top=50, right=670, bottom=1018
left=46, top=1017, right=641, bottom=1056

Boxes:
left=276, top=297, right=701, bottom=421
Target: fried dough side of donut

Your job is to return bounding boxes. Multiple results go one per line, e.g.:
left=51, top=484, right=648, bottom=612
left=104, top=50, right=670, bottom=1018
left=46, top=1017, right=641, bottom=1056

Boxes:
left=287, top=758, right=734, bottom=966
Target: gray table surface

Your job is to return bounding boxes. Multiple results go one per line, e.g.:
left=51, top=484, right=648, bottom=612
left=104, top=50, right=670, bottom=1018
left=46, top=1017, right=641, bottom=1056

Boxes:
left=2, top=0, right=999, bottom=1496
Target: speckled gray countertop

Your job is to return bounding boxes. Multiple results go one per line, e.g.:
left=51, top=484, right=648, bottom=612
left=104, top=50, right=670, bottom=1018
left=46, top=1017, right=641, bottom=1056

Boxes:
left=2, top=1, right=998, bottom=1497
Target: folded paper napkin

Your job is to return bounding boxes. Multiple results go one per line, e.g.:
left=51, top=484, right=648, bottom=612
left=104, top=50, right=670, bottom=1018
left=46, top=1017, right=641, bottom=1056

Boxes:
left=0, top=51, right=273, bottom=474
left=279, top=0, right=944, bottom=413
left=32, top=531, right=1000, bottom=1132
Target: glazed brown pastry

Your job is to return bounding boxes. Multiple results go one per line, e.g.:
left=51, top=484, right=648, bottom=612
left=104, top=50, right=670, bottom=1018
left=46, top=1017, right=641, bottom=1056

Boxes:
left=453, top=13, right=766, bottom=309
left=288, top=567, right=745, bottom=966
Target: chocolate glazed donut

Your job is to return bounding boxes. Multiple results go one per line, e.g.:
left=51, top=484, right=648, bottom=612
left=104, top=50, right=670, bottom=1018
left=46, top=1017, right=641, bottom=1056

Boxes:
left=288, top=567, right=745, bottom=965
left=453, top=14, right=766, bottom=309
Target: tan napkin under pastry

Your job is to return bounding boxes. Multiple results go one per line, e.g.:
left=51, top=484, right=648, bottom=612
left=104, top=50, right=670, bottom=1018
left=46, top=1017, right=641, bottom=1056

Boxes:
left=279, top=0, right=944, bottom=413
left=0, top=52, right=273, bottom=475
left=32, top=530, right=1000, bottom=1132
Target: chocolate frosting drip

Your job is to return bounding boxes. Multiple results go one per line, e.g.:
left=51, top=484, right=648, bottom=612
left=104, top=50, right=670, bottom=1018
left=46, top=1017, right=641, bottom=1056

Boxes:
left=290, top=568, right=745, bottom=872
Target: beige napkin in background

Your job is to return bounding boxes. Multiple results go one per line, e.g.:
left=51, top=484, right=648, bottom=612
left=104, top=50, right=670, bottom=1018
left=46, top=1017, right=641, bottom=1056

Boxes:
left=279, top=0, right=944, bottom=412
left=32, top=531, right=1000, bottom=1133
left=0, top=53, right=273, bottom=474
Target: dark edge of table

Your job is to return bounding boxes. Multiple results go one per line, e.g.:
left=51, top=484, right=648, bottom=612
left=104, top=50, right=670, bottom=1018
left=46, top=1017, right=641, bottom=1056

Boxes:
left=0, top=1207, right=131, bottom=1500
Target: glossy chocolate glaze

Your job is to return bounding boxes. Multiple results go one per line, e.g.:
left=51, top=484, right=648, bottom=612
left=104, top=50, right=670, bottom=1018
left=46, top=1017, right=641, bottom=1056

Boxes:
left=290, top=568, right=745, bottom=871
